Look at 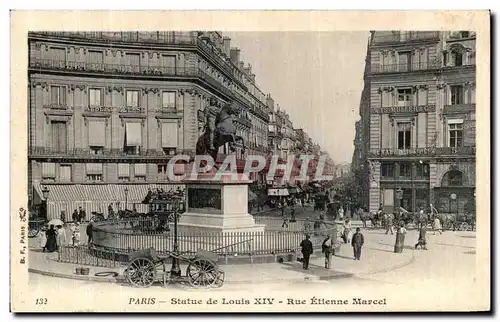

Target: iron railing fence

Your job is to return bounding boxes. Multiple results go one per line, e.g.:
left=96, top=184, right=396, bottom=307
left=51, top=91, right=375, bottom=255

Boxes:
left=90, top=217, right=340, bottom=256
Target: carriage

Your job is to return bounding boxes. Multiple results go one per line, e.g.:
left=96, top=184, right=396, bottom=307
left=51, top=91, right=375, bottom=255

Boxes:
left=125, top=247, right=225, bottom=288
left=28, top=218, right=46, bottom=238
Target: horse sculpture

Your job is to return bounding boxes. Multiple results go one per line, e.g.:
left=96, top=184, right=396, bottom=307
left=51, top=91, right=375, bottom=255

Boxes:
left=196, top=101, right=246, bottom=164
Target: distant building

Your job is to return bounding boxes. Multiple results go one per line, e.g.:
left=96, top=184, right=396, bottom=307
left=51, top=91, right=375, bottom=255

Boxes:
left=363, top=31, right=476, bottom=214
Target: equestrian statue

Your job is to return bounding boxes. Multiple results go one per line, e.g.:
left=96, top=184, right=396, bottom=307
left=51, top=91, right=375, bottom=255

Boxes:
left=196, top=99, right=246, bottom=164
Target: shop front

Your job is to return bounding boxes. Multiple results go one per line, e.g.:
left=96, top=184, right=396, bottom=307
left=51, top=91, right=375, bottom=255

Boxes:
left=379, top=182, right=431, bottom=214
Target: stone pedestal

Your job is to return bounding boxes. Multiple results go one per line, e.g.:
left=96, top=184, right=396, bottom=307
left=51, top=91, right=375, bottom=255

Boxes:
left=178, top=172, right=265, bottom=234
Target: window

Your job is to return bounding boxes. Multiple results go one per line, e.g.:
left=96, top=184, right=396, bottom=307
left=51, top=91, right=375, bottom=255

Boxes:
left=446, top=170, right=463, bottom=186
left=415, top=163, right=429, bottom=180
left=162, top=91, right=176, bottom=108
left=134, top=164, right=147, bottom=181
left=397, top=88, right=412, bottom=107
left=398, top=163, right=412, bottom=179
left=450, top=85, right=464, bottom=105
left=381, top=163, right=394, bottom=179
left=59, top=165, right=72, bottom=182
left=87, top=174, right=102, bottom=181
left=118, top=163, right=130, bottom=182
left=449, top=123, right=464, bottom=148
left=51, top=121, right=67, bottom=153
left=50, top=86, right=66, bottom=106
left=452, top=51, right=463, bottom=66
left=443, top=52, right=448, bottom=66
left=86, top=163, right=103, bottom=182
left=398, top=52, right=410, bottom=71
left=126, top=90, right=139, bottom=107
left=89, top=88, right=102, bottom=106
left=89, top=146, right=104, bottom=155
left=42, top=162, right=56, bottom=181
left=397, top=122, right=411, bottom=149
left=460, top=31, right=470, bottom=38
left=88, top=50, right=104, bottom=70
left=124, top=146, right=140, bottom=155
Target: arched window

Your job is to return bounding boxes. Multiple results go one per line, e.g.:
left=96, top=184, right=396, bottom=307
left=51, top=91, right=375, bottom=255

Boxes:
left=442, top=170, right=464, bottom=187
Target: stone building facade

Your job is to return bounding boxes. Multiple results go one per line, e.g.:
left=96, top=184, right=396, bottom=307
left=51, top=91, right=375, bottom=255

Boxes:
left=28, top=31, right=271, bottom=218
left=365, top=31, right=476, bottom=214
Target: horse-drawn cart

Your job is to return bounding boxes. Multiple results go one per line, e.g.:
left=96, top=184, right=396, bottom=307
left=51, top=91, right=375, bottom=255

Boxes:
left=125, top=247, right=225, bottom=288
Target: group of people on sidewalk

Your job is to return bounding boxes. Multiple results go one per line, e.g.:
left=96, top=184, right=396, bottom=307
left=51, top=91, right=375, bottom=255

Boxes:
left=39, top=222, right=94, bottom=252
left=299, top=227, right=365, bottom=270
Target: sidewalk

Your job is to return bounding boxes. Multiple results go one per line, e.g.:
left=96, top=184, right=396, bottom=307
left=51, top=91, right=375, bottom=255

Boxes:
left=28, top=231, right=415, bottom=285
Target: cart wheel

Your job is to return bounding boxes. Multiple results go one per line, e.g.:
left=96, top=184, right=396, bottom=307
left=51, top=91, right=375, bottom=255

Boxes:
left=28, top=228, right=40, bottom=238
left=187, top=259, right=218, bottom=288
left=459, top=223, right=468, bottom=231
left=125, top=257, right=156, bottom=288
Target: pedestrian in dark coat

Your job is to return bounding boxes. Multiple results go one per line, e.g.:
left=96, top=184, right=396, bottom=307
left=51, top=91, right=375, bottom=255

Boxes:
left=72, top=209, right=78, bottom=223
left=78, top=207, right=86, bottom=223
left=351, top=227, right=364, bottom=260
left=45, top=225, right=58, bottom=252
left=86, top=222, right=94, bottom=245
left=300, top=234, right=313, bottom=270
left=415, top=224, right=428, bottom=250
left=322, top=235, right=333, bottom=269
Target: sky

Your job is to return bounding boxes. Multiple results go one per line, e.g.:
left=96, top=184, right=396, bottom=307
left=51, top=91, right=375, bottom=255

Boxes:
left=224, top=31, right=370, bottom=165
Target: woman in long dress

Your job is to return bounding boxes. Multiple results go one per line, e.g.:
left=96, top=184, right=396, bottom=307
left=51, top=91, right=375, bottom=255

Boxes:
left=56, top=225, right=66, bottom=249
left=39, top=226, right=47, bottom=252
left=45, top=225, right=58, bottom=252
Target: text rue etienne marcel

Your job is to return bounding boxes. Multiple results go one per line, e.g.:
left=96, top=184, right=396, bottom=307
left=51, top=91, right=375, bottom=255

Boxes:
left=129, top=297, right=387, bottom=306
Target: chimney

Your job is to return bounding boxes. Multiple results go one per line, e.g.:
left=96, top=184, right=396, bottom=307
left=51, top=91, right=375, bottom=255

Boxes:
left=230, top=48, right=240, bottom=65
left=243, top=66, right=251, bottom=76
left=223, top=37, right=231, bottom=56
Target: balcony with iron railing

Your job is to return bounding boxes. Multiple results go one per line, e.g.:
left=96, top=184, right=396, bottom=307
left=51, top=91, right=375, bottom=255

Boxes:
left=29, top=146, right=196, bottom=159
left=30, top=31, right=249, bottom=91
left=30, top=58, right=258, bottom=112
left=370, top=61, right=440, bottom=74
left=371, top=31, right=440, bottom=45
left=368, top=146, right=476, bottom=158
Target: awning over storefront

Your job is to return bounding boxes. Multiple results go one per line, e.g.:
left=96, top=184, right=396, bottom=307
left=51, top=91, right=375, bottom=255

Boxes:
left=33, top=182, right=185, bottom=220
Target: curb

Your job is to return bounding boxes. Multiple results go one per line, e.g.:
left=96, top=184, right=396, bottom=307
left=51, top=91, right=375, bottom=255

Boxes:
left=28, top=251, right=415, bottom=286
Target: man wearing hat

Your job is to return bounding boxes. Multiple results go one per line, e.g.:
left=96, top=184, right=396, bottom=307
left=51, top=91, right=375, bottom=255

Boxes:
left=300, top=234, right=313, bottom=270
left=322, top=234, right=333, bottom=269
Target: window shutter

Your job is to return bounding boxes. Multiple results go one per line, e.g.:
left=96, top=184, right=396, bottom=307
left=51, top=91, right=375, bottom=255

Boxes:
left=134, top=163, right=147, bottom=176
left=59, top=165, right=71, bottom=182
left=161, top=122, right=178, bottom=148
left=118, top=164, right=130, bottom=177
left=471, top=86, right=476, bottom=104
left=88, top=121, right=105, bottom=147
left=125, top=122, right=142, bottom=146
left=42, top=163, right=56, bottom=178
left=86, top=163, right=103, bottom=175
left=51, top=87, right=58, bottom=104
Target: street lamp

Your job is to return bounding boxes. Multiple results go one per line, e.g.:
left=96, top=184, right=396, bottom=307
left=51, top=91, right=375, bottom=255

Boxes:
left=124, top=187, right=129, bottom=210
left=396, top=187, right=403, bottom=222
left=41, top=186, right=50, bottom=220
left=168, top=191, right=185, bottom=277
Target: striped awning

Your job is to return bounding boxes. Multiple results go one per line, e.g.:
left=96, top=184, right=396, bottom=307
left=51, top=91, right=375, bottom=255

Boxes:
left=33, top=182, right=185, bottom=204
left=34, top=183, right=85, bottom=202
